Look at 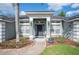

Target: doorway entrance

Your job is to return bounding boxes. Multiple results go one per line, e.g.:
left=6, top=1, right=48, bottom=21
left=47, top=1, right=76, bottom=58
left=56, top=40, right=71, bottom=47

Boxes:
left=34, top=18, right=46, bottom=38
left=35, top=24, right=45, bottom=37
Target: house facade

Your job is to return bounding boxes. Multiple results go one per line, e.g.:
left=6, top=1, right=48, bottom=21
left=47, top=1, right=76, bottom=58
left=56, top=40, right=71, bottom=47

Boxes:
left=19, top=11, right=63, bottom=40
left=19, top=11, right=79, bottom=42
left=0, top=11, right=79, bottom=42
left=20, top=11, right=79, bottom=41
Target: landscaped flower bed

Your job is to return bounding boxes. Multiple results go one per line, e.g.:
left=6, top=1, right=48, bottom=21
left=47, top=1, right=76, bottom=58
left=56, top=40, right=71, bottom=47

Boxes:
left=47, top=36, right=79, bottom=48
left=0, top=37, right=33, bottom=49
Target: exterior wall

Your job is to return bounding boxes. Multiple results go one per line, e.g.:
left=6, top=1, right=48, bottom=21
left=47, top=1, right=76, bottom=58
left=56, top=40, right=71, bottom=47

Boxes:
left=5, top=22, right=15, bottom=40
left=19, top=18, right=63, bottom=39
left=19, top=19, right=30, bottom=37
left=0, top=22, right=5, bottom=42
left=18, top=15, right=79, bottom=42
left=73, top=21, right=79, bottom=42
left=19, top=17, right=79, bottom=42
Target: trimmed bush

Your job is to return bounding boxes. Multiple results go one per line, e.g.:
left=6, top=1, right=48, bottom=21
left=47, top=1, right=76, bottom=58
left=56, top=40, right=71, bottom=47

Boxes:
left=58, top=36, right=65, bottom=43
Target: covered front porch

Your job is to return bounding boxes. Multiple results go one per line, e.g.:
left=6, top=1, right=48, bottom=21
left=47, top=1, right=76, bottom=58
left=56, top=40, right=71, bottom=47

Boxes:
left=33, top=18, right=46, bottom=38
left=29, top=16, right=51, bottom=40
left=26, top=11, right=53, bottom=40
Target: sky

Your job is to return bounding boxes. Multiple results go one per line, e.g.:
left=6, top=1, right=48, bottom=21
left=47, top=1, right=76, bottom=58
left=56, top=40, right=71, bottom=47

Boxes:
left=0, top=3, right=79, bottom=17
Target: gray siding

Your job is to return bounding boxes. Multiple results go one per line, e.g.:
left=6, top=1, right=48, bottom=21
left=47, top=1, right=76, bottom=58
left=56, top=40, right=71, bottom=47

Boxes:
left=73, top=21, right=79, bottom=42
left=0, top=22, right=5, bottom=42
left=5, top=22, right=15, bottom=40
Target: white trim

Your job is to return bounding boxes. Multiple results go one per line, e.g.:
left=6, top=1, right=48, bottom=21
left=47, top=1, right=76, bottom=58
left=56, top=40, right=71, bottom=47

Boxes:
left=26, top=11, right=53, bottom=15
left=29, top=16, right=51, bottom=40
left=46, top=17, right=51, bottom=39
left=29, top=17, right=33, bottom=40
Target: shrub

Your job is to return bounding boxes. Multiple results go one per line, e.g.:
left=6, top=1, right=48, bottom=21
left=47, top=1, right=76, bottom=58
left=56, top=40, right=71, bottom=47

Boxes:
left=0, top=39, right=16, bottom=48
left=74, top=42, right=79, bottom=47
left=17, top=37, right=30, bottom=48
left=58, top=36, right=65, bottom=43
left=0, top=37, right=31, bottom=49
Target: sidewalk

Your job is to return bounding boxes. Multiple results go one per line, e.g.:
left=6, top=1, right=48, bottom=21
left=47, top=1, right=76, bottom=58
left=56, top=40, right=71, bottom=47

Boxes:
left=0, top=40, right=46, bottom=55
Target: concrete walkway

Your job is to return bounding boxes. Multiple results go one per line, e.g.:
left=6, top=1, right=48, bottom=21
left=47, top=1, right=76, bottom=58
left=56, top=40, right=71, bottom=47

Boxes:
left=0, top=39, right=46, bottom=55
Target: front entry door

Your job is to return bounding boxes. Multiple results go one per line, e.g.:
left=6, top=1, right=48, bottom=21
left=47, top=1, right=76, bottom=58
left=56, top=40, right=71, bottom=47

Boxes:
left=35, top=24, right=45, bottom=37
left=37, top=25, right=42, bottom=36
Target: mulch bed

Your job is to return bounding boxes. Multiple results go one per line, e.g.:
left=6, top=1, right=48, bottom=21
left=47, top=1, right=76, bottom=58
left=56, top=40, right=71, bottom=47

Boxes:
left=0, top=39, right=34, bottom=49
left=46, top=39, right=79, bottom=48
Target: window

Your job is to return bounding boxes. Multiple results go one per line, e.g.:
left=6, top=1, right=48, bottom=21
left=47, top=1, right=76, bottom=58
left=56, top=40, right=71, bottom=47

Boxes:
left=52, top=21, right=60, bottom=23
left=55, top=29, right=60, bottom=34
left=51, top=25, right=61, bottom=34
left=20, top=24, right=30, bottom=34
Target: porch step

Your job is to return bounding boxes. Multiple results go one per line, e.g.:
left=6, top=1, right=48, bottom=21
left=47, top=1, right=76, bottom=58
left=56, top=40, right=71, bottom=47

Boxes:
left=34, top=38, right=46, bottom=42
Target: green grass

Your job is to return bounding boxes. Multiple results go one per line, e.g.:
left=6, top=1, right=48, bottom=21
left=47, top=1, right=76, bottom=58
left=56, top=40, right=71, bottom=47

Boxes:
left=41, top=44, right=79, bottom=55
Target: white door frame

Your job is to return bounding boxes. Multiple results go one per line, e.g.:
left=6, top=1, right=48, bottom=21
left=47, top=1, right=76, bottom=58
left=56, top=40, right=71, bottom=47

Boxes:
left=29, top=16, right=51, bottom=40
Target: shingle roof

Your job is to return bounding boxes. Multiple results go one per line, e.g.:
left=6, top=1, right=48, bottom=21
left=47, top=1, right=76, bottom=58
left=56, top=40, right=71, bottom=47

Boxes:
left=52, top=16, right=64, bottom=19
left=64, top=16, right=79, bottom=22
left=0, top=11, right=79, bottom=23
left=19, top=15, right=29, bottom=19
left=0, top=15, right=14, bottom=22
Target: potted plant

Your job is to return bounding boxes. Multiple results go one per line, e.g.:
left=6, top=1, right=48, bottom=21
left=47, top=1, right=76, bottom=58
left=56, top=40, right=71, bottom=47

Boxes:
left=48, top=37, right=54, bottom=43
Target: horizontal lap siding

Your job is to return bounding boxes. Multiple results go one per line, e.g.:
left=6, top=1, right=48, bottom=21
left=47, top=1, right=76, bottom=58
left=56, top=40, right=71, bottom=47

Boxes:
left=0, top=22, right=5, bottom=42
left=73, top=21, right=79, bottom=42
left=5, top=22, right=15, bottom=40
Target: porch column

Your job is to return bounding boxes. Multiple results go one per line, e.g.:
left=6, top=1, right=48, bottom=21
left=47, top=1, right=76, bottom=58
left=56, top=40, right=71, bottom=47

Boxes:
left=61, top=20, right=63, bottom=35
left=46, top=17, right=51, bottom=39
left=29, top=17, right=33, bottom=40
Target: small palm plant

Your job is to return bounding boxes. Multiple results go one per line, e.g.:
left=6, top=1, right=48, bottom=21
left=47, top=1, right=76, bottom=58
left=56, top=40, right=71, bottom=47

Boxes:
left=58, top=36, right=65, bottom=43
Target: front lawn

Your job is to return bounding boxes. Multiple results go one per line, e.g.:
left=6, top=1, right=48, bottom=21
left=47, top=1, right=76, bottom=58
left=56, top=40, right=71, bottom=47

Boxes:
left=41, top=44, right=79, bottom=55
